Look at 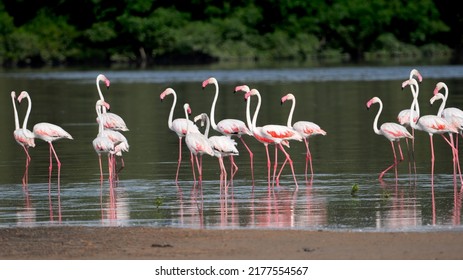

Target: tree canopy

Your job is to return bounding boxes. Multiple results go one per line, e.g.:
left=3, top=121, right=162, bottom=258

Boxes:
left=0, top=0, right=459, bottom=67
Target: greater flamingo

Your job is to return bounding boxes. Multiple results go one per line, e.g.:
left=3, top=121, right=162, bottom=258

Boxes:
left=194, top=113, right=239, bottom=190
left=94, top=74, right=129, bottom=131
left=93, top=100, right=116, bottom=184
left=281, top=93, right=327, bottom=181
left=366, top=97, right=413, bottom=180
left=183, top=104, right=215, bottom=185
left=160, top=87, right=199, bottom=182
left=397, top=69, right=423, bottom=153
left=244, top=89, right=302, bottom=189
left=402, top=78, right=458, bottom=186
left=430, top=90, right=463, bottom=187
left=17, top=91, right=73, bottom=192
left=202, top=77, right=254, bottom=185
left=11, top=91, right=35, bottom=186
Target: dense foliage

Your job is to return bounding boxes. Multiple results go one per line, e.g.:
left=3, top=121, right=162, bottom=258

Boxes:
left=0, top=0, right=460, bottom=67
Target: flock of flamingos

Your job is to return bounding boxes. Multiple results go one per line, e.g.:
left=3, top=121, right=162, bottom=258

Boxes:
left=9, top=69, right=463, bottom=196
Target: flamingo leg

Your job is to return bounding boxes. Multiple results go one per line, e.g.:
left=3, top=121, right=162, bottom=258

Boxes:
left=264, top=144, right=271, bottom=189
left=278, top=143, right=299, bottom=190
left=239, top=137, right=254, bottom=186
left=98, top=154, right=104, bottom=185
left=430, top=135, right=435, bottom=187
left=379, top=141, right=398, bottom=180
left=276, top=157, right=289, bottom=187
left=49, top=142, right=61, bottom=195
left=22, top=146, right=31, bottom=187
left=272, top=145, right=279, bottom=187
left=176, top=137, right=183, bottom=182
left=189, top=151, right=196, bottom=183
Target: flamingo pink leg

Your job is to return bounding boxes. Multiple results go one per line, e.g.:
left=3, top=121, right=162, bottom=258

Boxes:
left=22, top=146, right=31, bottom=187
left=379, top=141, right=399, bottom=180
left=239, top=137, right=254, bottom=185
left=277, top=143, right=299, bottom=190
left=176, top=137, right=183, bottom=182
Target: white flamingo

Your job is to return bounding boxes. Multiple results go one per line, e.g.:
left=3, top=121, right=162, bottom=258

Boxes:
left=160, top=87, right=199, bottom=182
left=11, top=91, right=35, bottom=186
left=203, top=77, right=254, bottom=185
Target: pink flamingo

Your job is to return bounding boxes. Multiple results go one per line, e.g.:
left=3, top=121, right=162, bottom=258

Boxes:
left=430, top=90, right=463, bottom=187
left=11, top=91, right=35, bottom=186
left=194, top=113, right=239, bottom=191
left=94, top=74, right=129, bottom=131
left=202, top=77, right=254, bottom=185
left=402, top=78, right=458, bottom=186
left=93, top=100, right=116, bottom=184
left=160, top=88, right=200, bottom=182
left=17, top=91, right=73, bottom=192
left=397, top=69, right=423, bottom=154
left=244, top=89, right=302, bottom=189
left=366, top=97, right=413, bottom=180
left=280, top=93, right=327, bottom=182
left=183, top=104, right=215, bottom=185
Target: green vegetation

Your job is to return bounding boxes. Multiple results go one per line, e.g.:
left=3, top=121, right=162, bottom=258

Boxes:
left=0, top=0, right=460, bottom=67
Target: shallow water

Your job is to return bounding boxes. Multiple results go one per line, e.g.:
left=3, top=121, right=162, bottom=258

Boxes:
left=1, top=65, right=463, bottom=231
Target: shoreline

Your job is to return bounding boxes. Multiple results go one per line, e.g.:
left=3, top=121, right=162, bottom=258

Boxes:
left=1, top=226, right=463, bottom=259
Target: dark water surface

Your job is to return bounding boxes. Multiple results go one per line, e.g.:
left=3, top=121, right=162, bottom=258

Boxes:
left=1, top=65, right=463, bottom=231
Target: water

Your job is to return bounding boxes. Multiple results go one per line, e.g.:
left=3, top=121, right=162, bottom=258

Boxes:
left=1, top=65, right=463, bottom=231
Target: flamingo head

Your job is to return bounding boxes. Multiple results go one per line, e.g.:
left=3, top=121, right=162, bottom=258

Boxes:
left=160, top=88, right=175, bottom=101
left=97, top=74, right=110, bottom=88
left=433, top=82, right=446, bottom=96
left=184, top=103, right=192, bottom=115
left=410, top=69, right=423, bottom=83
left=10, top=91, right=16, bottom=99
left=193, top=113, right=208, bottom=127
left=202, top=77, right=217, bottom=89
left=96, top=99, right=111, bottom=111
left=17, top=91, right=29, bottom=103
left=234, top=85, right=250, bottom=93
left=366, top=97, right=380, bottom=109
left=430, top=93, right=444, bottom=105
left=281, top=93, right=295, bottom=105
left=244, top=89, right=259, bottom=100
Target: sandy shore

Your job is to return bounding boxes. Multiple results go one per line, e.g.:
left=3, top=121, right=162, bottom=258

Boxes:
left=0, top=227, right=462, bottom=259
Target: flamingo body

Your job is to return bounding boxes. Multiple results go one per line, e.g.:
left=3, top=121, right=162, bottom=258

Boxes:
left=33, top=123, right=73, bottom=142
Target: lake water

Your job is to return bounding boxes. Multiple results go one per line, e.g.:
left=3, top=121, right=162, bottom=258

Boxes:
left=1, top=64, right=463, bottom=231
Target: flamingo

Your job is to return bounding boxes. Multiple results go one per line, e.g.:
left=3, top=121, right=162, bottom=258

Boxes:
left=160, top=87, right=200, bottom=182
left=244, top=89, right=302, bottom=189
left=183, top=103, right=215, bottom=185
left=194, top=113, right=239, bottom=191
left=402, top=78, right=458, bottom=186
left=280, top=93, right=326, bottom=182
left=11, top=91, right=35, bottom=186
left=366, top=97, right=413, bottom=180
left=202, top=77, right=254, bottom=185
left=93, top=100, right=116, bottom=184
left=94, top=74, right=129, bottom=131
left=17, top=91, right=73, bottom=192
left=430, top=90, right=463, bottom=187
left=397, top=69, right=423, bottom=153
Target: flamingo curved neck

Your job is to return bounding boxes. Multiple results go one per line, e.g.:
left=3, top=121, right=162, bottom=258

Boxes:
left=96, top=104, right=105, bottom=134
left=245, top=95, right=253, bottom=131
left=409, top=82, right=420, bottom=129
left=209, top=80, right=219, bottom=131
left=287, top=97, right=296, bottom=127
left=96, top=76, right=107, bottom=113
left=372, top=100, right=382, bottom=136
left=22, top=94, right=32, bottom=133
left=437, top=94, right=447, bottom=117
left=11, top=94, right=20, bottom=130
left=201, top=114, right=210, bottom=138
left=167, top=91, right=177, bottom=130
left=251, top=91, right=262, bottom=130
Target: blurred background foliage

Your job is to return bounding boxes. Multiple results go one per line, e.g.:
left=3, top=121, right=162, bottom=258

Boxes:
left=0, top=0, right=461, bottom=67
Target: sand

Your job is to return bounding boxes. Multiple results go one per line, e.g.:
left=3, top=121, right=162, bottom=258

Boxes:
left=0, top=227, right=462, bottom=260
